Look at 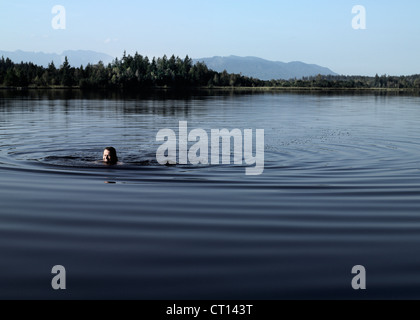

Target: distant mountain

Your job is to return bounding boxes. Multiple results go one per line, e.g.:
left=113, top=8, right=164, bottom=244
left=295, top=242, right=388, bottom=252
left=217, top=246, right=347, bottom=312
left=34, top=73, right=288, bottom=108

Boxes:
left=194, top=56, right=338, bottom=80
left=0, top=50, right=114, bottom=67
left=0, top=51, right=337, bottom=80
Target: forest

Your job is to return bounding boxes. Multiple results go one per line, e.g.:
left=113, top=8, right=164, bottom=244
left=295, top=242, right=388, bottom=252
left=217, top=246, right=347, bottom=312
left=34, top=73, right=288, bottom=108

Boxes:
left=1, top=52, right=420, bottom=90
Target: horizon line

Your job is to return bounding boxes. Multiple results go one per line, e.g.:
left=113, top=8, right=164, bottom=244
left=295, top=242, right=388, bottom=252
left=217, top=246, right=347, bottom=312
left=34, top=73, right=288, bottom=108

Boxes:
left=1, top=49, right=418, bottom=78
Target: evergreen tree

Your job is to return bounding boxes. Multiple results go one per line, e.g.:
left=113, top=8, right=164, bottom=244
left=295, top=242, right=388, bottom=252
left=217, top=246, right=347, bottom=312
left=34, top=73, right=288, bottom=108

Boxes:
left=60, top=56, right=73, bottom=86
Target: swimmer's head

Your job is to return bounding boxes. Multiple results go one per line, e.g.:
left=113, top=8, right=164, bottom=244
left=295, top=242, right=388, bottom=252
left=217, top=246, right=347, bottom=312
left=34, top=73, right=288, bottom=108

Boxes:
left=103, top=147, right=118, bottom=165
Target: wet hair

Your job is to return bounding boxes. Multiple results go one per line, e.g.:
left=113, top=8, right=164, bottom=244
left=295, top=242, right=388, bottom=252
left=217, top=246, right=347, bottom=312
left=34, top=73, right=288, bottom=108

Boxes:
left=104, top=147, right=118, bottom=164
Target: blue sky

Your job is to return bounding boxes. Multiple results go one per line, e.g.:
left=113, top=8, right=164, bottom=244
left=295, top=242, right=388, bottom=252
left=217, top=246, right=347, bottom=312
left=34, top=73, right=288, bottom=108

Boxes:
left=1, top=0, right=419, bottom=76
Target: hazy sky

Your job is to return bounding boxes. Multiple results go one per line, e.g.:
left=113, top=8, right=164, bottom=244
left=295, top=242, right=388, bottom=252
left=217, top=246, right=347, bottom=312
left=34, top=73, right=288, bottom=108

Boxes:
left=1, top=0, right=419, bottom=76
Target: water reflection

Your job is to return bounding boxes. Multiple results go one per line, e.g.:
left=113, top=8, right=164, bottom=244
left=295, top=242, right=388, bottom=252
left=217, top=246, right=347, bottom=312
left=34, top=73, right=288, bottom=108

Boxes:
left=0, top=90, right=420, bottom=299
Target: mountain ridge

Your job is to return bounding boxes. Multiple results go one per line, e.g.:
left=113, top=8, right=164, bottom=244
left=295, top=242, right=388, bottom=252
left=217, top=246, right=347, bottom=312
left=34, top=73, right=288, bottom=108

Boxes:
left=0, top=50, right=115, bottom=67
left=0, top=50, right=338, bottom=80
left=194, top=55, right=338, bottom=80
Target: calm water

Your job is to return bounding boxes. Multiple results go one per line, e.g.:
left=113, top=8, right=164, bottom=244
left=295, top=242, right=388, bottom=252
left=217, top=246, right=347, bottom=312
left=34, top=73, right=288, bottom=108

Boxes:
left=0, top=90, right=420, bottom=299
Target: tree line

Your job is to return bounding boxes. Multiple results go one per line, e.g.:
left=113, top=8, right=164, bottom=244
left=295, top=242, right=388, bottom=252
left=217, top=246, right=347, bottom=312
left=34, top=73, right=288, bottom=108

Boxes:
left=0, top=52, right=264, bottom=89
left=1, top=52, right=420, bottom=90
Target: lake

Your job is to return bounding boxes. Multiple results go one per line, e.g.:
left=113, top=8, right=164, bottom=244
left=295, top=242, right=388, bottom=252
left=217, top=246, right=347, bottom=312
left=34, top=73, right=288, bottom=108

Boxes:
left=0, top=89, right=420, bottom=299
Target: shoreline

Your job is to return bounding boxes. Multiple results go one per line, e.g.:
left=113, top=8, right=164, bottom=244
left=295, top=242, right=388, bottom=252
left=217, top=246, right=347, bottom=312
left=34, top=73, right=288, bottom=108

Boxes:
left=1, top=85, right=419, bottom=94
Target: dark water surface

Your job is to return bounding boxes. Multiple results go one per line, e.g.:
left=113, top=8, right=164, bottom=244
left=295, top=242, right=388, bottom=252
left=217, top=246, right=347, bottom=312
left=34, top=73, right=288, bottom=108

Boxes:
left=0, top=90, right=420, bottom=299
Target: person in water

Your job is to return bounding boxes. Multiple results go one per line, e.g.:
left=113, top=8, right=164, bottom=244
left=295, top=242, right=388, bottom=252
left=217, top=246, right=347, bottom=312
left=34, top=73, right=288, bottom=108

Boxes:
left=103, top=147, right=118, bottom=165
